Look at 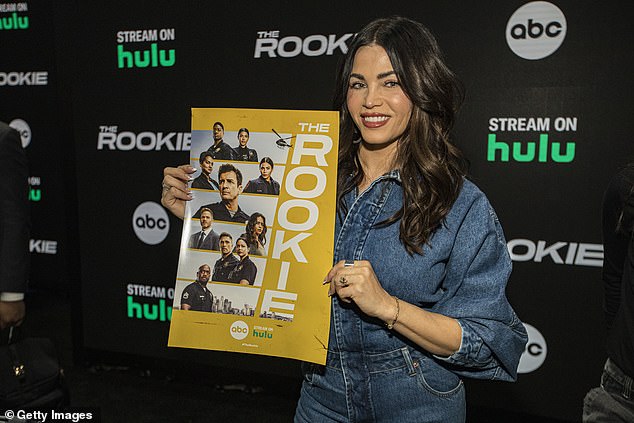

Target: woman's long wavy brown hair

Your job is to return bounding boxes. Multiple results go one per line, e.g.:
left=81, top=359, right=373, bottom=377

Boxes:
left=334, top=16, right=467, bottom=255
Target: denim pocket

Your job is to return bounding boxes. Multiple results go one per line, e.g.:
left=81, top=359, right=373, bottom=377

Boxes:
left=406, top=350, right=463, bottom=397
left=301, top=361, right=329, bottom=387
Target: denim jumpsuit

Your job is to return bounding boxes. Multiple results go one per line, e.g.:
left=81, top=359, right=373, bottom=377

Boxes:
left=295, top=172, right=528, bottom=423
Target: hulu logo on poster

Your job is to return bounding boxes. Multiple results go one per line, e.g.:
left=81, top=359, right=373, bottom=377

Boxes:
left=487, top=133, right=575, bottom=163
left=0, top=12, right=28, bottom=30
left=117, top=43, right=175, bottom=68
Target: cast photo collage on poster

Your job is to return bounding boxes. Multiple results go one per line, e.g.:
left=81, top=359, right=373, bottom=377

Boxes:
left=173, top=122, right=292, bottom=318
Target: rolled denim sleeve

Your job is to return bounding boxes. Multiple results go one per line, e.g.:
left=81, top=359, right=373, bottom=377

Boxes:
left=433, top=193, right=527, bottom=381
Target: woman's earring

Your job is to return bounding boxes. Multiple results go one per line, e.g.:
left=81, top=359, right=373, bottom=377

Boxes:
left=352, top=128, right=362, bottom=144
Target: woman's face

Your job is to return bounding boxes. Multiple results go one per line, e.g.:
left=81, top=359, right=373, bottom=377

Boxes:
left=213, top=124, right=224, bottom=141
left=235, top=239, right=248, bottom=258
left=200, top=155, right=213, bottom=175
left=238, top=131, right=249, bottom=147
left=260, top=162, right=272, bottom=179
left=346, top=44, right=413, bottom=149
left=253, top=216, right=265, bottom=235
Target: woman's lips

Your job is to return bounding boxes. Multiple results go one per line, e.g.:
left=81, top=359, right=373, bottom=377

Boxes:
left=361, top=114, right=389, bottom=128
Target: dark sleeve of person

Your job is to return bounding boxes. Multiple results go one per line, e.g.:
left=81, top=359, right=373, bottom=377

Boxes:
left=227, top=144, right=237, bottom=160
left=180, top=285, right=194, bottom=307
left=602, top=168, right=634, bottom=329
left=251, top=149, right=258, bottom=163
left=245, top=260, right=257, bottom=285
left=0, top=123, right=30, bottom=293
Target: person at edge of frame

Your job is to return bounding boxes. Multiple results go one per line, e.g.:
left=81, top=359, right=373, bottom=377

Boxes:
left=583, top=162, right=634, bottom=423
left=0, top=121, right=29, bottom=331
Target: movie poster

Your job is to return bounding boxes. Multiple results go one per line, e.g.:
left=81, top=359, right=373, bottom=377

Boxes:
left=168, top=108, right=339, bottom=364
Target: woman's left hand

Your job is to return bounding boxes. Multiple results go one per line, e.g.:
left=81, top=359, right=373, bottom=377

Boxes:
left=324, top=259, right=462, bottom=356
left=325, top=260, right=397, bottom=323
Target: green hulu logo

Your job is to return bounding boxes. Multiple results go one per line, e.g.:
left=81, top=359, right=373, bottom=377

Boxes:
left=117, top=43, right=176, bottom=68
left=127, top=296, right=172, bottom=321
left=0, top=12, right=29, bottom=30
left=487, top=133, right=575, bottom=163
left=29, top=188, right=41, bottom=202
left=253, top=329, right=273, bottom=339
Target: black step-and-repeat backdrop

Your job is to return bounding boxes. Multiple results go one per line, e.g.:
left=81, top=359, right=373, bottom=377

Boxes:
left=3, top=1, right=634, bottom=421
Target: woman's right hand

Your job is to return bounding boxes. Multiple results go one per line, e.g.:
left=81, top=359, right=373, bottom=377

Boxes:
left=161, top=164, right=196, bottom=219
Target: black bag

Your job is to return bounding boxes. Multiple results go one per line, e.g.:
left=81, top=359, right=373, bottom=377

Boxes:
left=0, top=327, right=68, bottom=410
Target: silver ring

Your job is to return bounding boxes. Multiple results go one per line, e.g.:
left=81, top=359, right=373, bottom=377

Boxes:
left=344, top=260, right=354, bottom=267
left=338, top=276, right=349, bottom=287
left=162, top=182, right=171, bottom=191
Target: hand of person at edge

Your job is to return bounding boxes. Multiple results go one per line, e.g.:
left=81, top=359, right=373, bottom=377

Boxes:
left=0, top=301, right=25, bottom=330
left=325, top=260, right=396, bottom=324
left=162, top=165, right=196, bottom=219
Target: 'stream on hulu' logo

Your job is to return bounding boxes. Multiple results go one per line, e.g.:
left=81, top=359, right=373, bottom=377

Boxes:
left=487, top=116, right=577, bottom=163
left=506, top=1, right=566, bottom=60
left=0, top=2, right=29, bottom=30
left=116, top=28, right=176, bottom=69
left=9, top=118, right=31, bottom=148
left=132, top=202, right=169, bottom=245
left=518, top=323, right=547, bottom=374
left=230, top=320, right=249, bottom=340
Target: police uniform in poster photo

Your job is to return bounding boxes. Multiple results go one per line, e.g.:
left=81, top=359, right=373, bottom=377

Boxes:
left=232, top=128, right=258, bottom=162
left=227, top=237, right=257, bottom=285
left=243, top=157, right=280, bottom=195
left=206, top=122, right=236, bottom=161
left=180, top=264, right=213, bottom=312
left=212, top=233, right=239, bottom=282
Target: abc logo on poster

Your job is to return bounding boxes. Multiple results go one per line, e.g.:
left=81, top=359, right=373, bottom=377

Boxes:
left=506, top=1, right=567, bottom=60
left=518, top=323, right=547, bottom=373
left=132, top=201, right=169, bottom=245
left=230, top=321, right=249, bottom=340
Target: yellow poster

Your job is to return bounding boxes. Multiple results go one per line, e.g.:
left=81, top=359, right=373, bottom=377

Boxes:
left=168, top=108, right=339, bottom=364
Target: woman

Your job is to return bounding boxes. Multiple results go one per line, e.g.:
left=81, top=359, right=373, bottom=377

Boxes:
left=191, top=151, right=219, bottom=190
left=228, top=237, right=258, bottom=285
left=241, top=212, right=267, bottom=256
left=233, top=128, right=259, bottom=162
left=161, top=16, right=526, bottom=422
left=243, top=157, right=280, bottom=195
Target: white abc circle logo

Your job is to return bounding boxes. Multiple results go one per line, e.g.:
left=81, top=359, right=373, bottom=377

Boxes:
left=230, top=320, right=249, bottom=340
left=132, top=201, right=169, bottom=245
left=9, top=118, right=32, bottom=148
left=517, top=323, right=547, bottom=373
left=506, top=1, right=567, bottom=60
